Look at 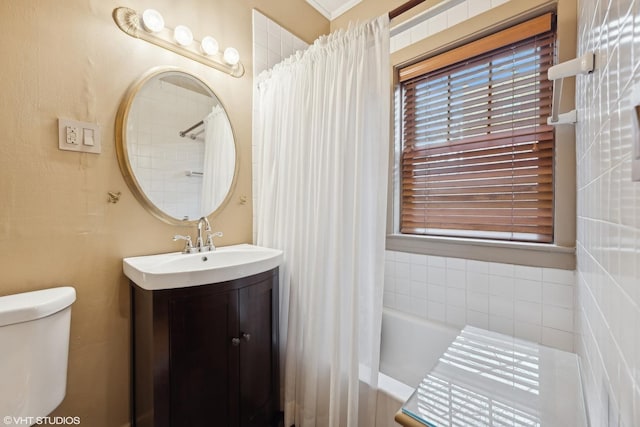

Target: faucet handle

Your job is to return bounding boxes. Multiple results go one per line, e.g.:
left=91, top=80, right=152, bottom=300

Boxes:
left=173, top=235, right=195, bottom=254
left=205, top=231, right=223, bottom=251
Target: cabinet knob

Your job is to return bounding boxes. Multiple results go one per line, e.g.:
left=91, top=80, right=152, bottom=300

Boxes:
left=242, top=332, right=251, bottom=342
left=231, top=337, right=241, bottom=346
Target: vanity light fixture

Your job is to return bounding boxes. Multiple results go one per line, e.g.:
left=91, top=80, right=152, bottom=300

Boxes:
left=201, top=36, right=219, bottom=56
left=112, top=7, right=244, bottom=78
left=223, top=47, right=240, bottom=66
left=141, top=9, right=164, bottom=33
left=173, top=25, right=193, bottom=46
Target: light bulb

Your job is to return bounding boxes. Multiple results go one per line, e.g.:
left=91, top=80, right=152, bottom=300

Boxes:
left=200, top=36, right=219, bottom=56
left=173, top=25, right=193, bottom=46
left=141, top=9, right=164, bottom=33
left=223, top=47, right=240, bottom=65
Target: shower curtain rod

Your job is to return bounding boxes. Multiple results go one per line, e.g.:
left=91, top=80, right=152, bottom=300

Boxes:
left=179, top=120, right=204, bottom=137
left=388, top=0, right=426, bottom=20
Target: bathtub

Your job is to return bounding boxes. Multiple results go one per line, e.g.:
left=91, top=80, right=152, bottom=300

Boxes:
left=373, top=308, right=587, bottom=427
left=374, top=308, right=460, bottom=427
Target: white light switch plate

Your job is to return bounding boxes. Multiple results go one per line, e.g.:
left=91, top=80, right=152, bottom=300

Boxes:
left=58, top=118, right=101, bottom=154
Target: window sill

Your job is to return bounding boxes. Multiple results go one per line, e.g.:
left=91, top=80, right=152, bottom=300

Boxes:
left=386, top=234, right=576, bottom=270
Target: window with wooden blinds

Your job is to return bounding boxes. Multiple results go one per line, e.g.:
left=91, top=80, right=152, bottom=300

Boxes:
left=399, top=13, right=556, bottom=243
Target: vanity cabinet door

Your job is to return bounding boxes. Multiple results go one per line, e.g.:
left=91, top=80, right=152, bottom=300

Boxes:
left=131, top=268, right=279, bottom=427
left=238, top=278, right=279, bottom=427
left=169, top=290, right=239, bottom=427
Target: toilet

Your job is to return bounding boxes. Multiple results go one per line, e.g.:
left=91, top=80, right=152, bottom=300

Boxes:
left=0, top=287, right=76, bottom=420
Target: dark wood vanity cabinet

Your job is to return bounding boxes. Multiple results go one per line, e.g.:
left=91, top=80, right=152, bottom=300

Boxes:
left=130, top=268, right=279, bottom=427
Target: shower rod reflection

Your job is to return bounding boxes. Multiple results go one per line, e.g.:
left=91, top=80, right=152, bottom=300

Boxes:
left=179, top=120, right=204, bottom=138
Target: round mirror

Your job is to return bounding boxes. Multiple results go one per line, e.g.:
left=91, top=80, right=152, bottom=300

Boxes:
left=115, top=68, right=237, bottom=224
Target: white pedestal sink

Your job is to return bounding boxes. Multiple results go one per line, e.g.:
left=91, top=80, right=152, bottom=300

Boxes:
left=123, top=244, right=283, bottom=290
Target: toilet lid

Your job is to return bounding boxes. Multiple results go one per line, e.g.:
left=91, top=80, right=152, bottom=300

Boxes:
left=0, top=286, right=76, bottom=327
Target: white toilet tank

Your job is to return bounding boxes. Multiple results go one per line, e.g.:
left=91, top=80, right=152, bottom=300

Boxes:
left=0, top=287, right=76, bottom=420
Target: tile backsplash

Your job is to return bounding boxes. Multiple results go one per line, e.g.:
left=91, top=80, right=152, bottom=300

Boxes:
left=383, top=250, right=576, bottom=352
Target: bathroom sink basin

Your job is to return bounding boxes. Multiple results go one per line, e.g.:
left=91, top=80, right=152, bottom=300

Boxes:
left=123, top=244, right=283, bottom=290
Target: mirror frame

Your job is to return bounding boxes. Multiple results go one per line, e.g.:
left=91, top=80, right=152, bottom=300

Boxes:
left=115, top=66, right=238, bottom=225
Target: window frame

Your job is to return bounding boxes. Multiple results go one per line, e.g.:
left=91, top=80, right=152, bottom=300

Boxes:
left=399, top=14, right=556, bottom=244
left=387, top=1, right=576, bottom=270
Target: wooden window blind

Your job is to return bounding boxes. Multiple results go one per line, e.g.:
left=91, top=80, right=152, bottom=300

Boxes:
left=399, top=13, right=556, bottom=243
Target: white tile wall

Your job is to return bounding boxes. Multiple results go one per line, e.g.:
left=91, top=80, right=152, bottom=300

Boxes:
left=575, top=0, right=640, bottom=425
left=252, top=10, right=309, bottom=77
left=390, top=0, right=503, bottom=53
left=384, top=250, right=577, bottom=352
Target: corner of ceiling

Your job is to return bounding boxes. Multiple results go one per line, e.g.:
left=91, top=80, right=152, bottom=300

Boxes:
left=305, top=0, right=363, bottom=21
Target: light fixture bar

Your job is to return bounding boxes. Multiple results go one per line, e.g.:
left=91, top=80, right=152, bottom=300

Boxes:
left=112, top=7, right=244, bottom=78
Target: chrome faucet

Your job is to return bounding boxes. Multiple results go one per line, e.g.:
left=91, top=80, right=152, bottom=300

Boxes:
left=173, top=217, right=224, bottom=253
left=196, top=217, right=211, bottom=250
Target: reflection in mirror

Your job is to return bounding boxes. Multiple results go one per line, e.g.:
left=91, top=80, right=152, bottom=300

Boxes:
left=117, top=69, right=236, bottom=223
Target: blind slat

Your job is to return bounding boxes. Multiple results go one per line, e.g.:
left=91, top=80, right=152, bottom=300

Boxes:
left=405, top=55, right=555, bottom=103
left=401, top=222, right=553, bottom=235
left=403, top=166, right=553, bottom=183
left=405, top=140, right=553, bottom=163
left=403, top=183, right=553, bottom=196
left=405, top=76, right=555, bottom=115
left=403, top=175, right=553, bottom=190
left=402, top=215, right=553, bottom=227
left=407, top=103, right=553, bottom=132
left=403, top=193, right=554, bottom=201
left=403, top=133, right=553, bottom=157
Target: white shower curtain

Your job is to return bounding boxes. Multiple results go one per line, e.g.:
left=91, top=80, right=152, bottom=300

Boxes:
left=254, top=16, right=390, bottom=427
left=200, top=104, right=234, bottom=216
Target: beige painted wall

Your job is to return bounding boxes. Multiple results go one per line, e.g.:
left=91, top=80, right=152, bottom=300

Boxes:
left=0, top=1, right=327, bottom=426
